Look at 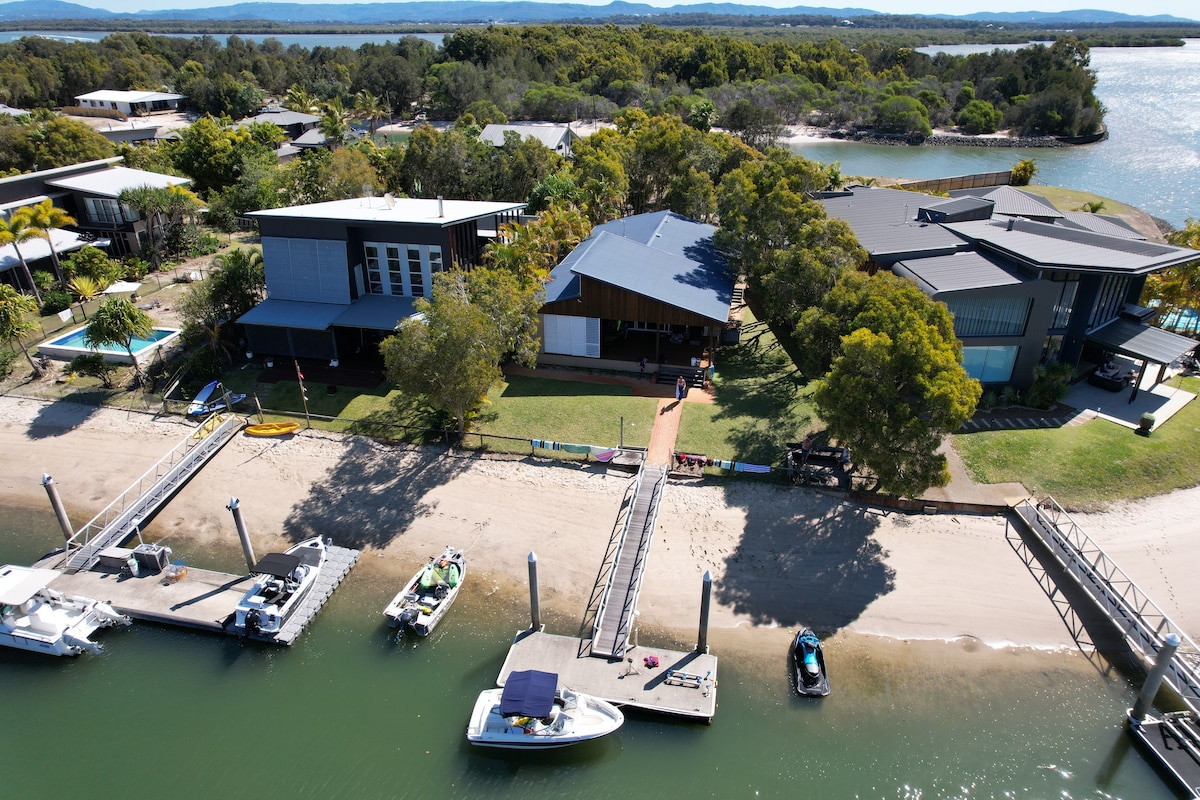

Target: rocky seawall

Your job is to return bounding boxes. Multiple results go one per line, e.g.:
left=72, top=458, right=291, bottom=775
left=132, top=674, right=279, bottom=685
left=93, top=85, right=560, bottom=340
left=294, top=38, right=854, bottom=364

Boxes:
left=824, top=126, right=1107, bottom=148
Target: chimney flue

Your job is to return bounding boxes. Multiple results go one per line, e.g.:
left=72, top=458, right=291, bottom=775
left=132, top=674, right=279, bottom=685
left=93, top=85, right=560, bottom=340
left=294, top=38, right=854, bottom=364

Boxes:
left=437, top=196, right=444, bottom=218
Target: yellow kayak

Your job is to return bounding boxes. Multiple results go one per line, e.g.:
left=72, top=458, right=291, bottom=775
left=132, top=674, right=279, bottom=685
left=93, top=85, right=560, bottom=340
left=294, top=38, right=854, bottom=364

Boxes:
left=245, top=422, right=301, bottom=437
left=191, top=415, right=224, bottom=440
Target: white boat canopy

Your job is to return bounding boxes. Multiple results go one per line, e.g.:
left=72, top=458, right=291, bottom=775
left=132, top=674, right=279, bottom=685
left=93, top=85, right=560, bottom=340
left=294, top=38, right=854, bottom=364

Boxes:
left=0, top=566, right=61, bottom=605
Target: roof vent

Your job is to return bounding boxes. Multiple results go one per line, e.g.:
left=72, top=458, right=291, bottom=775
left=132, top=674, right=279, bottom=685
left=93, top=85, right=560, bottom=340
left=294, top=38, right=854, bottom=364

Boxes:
left=437, top=196, right=444, bottom=218
left=1007, top=218, right=1016, bottom=231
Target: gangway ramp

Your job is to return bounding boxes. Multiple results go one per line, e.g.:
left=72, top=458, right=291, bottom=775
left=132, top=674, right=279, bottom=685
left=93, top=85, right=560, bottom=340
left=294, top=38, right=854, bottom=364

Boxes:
left=59, top=414, right=243, bottom=573
left=590, top=463, right=668, bottom=660
left=1011, top=497, right=1200, bottom=712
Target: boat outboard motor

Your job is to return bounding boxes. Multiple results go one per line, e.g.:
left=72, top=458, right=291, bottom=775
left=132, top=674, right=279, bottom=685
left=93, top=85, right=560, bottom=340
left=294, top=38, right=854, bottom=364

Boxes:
left=245, top=608, right=261, bottom=634
left=399, top=607, right=417, bottom=629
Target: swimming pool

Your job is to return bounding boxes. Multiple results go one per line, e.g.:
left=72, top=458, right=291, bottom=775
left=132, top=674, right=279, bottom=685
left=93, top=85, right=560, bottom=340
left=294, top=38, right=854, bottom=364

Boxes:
left=38, top=326, right=182, bottom=365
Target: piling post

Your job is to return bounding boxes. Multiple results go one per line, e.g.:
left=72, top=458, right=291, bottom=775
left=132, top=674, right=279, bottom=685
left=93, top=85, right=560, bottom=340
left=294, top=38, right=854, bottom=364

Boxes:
left=227, top=497, right=257, bottom=572
left=697, top=570, right=712, bottom=654
left=528, top=551, right=541, bottom=631
left=42, top=474, right=74, bottom=541
left=1131, top=633, right=1182, bottom=723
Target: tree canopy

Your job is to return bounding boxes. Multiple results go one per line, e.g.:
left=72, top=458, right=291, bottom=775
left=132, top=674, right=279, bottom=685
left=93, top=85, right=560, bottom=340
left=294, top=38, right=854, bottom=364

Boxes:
left=84, top=297, right=154, bottom=384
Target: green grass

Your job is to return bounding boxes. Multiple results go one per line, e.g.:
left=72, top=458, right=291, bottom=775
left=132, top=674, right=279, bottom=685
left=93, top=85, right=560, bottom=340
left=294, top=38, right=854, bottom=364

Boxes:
left=472, top=375, right=660, bottom=453
left=675, top=308, right=819, bottom=468
left=954, top=375, right=1200, bottom=510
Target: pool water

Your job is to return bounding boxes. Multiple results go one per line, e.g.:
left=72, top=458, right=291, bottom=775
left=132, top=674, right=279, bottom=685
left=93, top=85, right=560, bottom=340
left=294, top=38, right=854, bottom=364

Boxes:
left=49, top=326, right=176, bottom=353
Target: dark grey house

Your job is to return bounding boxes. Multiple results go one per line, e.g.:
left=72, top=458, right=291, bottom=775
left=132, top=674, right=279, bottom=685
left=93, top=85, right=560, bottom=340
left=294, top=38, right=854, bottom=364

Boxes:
left=240, top=196, right=526, bottom=361
left=819, top=186, right=1199, bottom=390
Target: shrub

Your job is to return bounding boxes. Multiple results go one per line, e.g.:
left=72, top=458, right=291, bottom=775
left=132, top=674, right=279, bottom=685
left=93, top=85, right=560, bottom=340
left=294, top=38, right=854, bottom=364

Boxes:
left=1024, top=361, right=1074, bottom=409
left=957, top=99, right=1003, bottom=135
left=979, top=390, right=998, bottom=410
left=68, top=353, right=118, bottom=388
left=1000, top=386, right=1021, bottom=406
left=0, top=347, right=18, bottom=377
left=1011, top=158, right=1038, bottom=186
left=39, top=288, right=72, bottom=315
left=187, top=231, right=222, bottom=258
left=123, top=257, right=151, bottom=280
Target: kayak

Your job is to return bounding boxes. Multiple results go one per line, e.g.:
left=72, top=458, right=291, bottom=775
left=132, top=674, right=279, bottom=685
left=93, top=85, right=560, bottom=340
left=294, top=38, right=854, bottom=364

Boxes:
left=245, top=422, right=301, bottom=437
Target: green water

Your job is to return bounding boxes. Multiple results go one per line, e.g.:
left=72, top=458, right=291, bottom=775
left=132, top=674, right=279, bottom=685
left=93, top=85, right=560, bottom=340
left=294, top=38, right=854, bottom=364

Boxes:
left=0, top=509, right=1175, bottom=799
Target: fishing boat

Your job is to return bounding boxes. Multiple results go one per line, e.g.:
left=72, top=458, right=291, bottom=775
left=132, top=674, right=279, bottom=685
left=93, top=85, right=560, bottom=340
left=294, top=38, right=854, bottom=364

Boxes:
left=186, top=380, right=247, bottom=416
left=232, top=537, right=327, bottom=636
left=791, top=628, right=830, bottom=697
left=466, top=670, right=624, bottom=749
left=244, top=421, right=301, bottom=437
left=383, top=546, right=465, bottom=636
left=0, top=565, right=130, bottom=656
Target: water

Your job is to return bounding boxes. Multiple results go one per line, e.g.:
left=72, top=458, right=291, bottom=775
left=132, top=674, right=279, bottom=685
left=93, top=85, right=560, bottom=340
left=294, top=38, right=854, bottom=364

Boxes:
left=794, top=40, right=1200, bottom=228
left=0, top=507, right=1177, bottom=798
left=0, top=30, right=449, bottom=49
left=46, top=326, right=177, bottom=353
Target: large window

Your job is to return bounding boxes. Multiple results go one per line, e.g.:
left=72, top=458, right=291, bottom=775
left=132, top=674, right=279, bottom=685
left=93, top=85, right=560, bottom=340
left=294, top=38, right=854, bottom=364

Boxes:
left=362, top=242, right=442, bottom=297
left=1049, top=280, right=1078, bottom=330
left=83, top=197, right=134, bottom=227
left=945, top=296, right=1031, bottom=337
left=1088, top=275, right=1130, bottom=330
left=961, top=346, right=1019, bottom=383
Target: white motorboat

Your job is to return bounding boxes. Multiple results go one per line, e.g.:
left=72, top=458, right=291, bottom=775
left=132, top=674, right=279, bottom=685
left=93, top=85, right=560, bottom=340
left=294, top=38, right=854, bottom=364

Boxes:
left=0, top=565, right=130, bottom=656
left=232, top=537, right=326, bottom=636
left=466, top=669, right=624, bottom=749
left=383, top=546, right=465, bottom=637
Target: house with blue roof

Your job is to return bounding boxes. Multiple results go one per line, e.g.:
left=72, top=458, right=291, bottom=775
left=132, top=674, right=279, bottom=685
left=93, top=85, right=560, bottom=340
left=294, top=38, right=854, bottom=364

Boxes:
left=819, top=186, right=1200, bottom=396
left=539, top=211, right=735, bottom=373
left=239, top=196, right=525, bottom=362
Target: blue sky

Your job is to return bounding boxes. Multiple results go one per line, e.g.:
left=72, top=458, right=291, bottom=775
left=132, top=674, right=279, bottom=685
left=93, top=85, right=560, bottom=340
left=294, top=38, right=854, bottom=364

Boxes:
left=94, top=0, right=1199, bottom=20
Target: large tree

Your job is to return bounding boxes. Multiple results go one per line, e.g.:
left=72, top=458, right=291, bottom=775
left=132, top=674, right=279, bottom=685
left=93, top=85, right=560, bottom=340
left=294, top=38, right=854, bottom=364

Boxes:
left=380, top=272, right=503, bottom=434
left=22, top=199, right=76, bottom=289
left=0, top=283, right=46, bottom=377
left=84, top=297, right=154, bottom=385
left=0, top=212, right=43, bottom=305
left=808, top=271, right=981, bottom=497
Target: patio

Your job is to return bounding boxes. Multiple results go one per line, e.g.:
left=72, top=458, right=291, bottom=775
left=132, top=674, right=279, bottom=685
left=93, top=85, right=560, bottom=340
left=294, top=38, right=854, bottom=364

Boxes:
left=1063, top=356, right=1195, bottom=432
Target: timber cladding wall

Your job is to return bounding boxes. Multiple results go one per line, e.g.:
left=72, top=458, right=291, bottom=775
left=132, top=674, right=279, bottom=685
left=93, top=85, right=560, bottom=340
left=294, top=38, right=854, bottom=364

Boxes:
left=897, top=172, right=1012, bottom=193
left=540, top=276, right=722, bottom=327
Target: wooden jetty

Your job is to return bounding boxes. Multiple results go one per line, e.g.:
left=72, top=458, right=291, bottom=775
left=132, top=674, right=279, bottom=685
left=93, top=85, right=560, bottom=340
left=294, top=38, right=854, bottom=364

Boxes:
left=40, top=545, right=359, bottom=646
left=498, top=630, right=718, bottom=722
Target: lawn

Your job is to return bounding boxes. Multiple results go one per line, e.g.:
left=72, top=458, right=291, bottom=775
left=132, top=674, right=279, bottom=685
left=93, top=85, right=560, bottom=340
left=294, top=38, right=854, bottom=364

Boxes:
left=472, top=374, right=660, bottom=453
left=675, top=307, right=819, bottom=468
left=954, top=375, right=1200, bottom=510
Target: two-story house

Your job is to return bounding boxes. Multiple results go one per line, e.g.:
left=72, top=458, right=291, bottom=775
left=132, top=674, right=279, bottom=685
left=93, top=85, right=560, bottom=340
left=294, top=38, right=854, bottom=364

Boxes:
left=239, top=196, right=526, bottom=361
left=819, top=185, right=1200, bottom=395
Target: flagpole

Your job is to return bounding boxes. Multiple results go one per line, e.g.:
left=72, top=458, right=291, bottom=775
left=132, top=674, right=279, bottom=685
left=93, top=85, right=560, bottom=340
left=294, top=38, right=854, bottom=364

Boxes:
left=295, top=359, right=311, bottom=429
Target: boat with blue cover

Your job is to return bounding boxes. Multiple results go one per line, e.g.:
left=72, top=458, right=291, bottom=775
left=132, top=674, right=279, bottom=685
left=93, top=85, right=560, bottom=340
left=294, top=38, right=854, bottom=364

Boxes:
left=466, top=669, right=624, bottom=748
left=792, top=628, right=830, bottom=697
left=186, top=380, right=247, bottom=416
left=384, top=546, right=465, bottom=636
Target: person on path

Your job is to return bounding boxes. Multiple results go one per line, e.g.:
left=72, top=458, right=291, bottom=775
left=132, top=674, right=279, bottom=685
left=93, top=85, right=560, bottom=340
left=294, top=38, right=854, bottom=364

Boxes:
left=676, top=375, right=687, bottom=402
left=639, top=356, right=647, bottom=373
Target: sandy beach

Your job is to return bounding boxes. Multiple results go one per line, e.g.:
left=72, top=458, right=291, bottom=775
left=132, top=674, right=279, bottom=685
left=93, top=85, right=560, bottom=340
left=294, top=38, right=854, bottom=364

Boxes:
left=3, top=395, right=1198, bottom=657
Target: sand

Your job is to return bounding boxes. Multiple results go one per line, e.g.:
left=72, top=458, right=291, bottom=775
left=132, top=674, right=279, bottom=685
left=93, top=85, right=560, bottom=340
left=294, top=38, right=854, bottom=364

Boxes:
left=3, top=395, right=1198, bottom=655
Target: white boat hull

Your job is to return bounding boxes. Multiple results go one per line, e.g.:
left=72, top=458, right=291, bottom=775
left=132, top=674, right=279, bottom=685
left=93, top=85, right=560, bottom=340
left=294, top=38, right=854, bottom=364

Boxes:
left=384, top=547, right=465, bottom=637
left=1, top=565, right=130, bottom=656
left=233, top=537, right=327, bottom=636
left=466, top=687, right=624, bottom=748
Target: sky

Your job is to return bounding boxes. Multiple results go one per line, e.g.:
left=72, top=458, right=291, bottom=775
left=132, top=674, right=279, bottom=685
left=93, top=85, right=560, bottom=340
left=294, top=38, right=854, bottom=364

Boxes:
left=83, top=0, right=1200, bottom=22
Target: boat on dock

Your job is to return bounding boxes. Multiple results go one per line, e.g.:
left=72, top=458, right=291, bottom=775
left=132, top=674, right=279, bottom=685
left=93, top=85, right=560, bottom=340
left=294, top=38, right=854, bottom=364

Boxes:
left=233, top=537, right=327, bottom=636
left=384, top=546, right=465, bottom=636
left=792, top=628, right=830, bottom=697
left=466, top=669, right=624, bottom=749
left=0, top=565, right=130, bottom=656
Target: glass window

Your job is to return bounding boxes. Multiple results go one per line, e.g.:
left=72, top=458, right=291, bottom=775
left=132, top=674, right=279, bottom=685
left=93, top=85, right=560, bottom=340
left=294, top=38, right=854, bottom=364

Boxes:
left=407, top=246, right=424, bottom=297
left=962, top=346, right=1018, bottom=383
left=364, top=244, right=383, bottom=294
left=1050, top=280, right=1077, bottom=330
left=385, top=246, right=403, bottom=296
left=946, top=296, right=1031, bottom=337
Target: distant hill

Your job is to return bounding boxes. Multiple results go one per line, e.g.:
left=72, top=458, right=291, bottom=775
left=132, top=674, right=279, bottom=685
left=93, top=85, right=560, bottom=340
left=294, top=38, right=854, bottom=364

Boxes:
left=0, top=1, right=1193, bottom=25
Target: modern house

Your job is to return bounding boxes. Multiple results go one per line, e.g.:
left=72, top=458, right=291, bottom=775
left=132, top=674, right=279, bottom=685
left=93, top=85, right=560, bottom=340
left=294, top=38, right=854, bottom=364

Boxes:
left=74, top=90, right=185, bottom=116
left=240, top=107, right=321, bottom=142
left=0, top=157, right=189, bottom=290
left=539, top=211, right=735, bottom=372
left=818, top=185, right=1200, bottom=392
left=479, top=124, right=580, bottom=158
left=239, top=196, right=526, bottom=361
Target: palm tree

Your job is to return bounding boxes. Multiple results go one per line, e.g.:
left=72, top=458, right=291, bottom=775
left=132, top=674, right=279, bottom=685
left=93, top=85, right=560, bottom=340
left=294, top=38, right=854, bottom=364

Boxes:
left=117, top=185, right=168, bottom=271
left=353, top=89, right=391, bottom=138
left=283, top=85, right=320, bottom=115
left=85, top=296, right=153, bottom=385
left=319, top=97, right=351, bottom=146
left=23, top=199, right=76, bottom=289
left=0, top=284, right=47, bottom=377
left=0, top=212, right=44, bottom=305
left=68, top=274, right=102, bottom=320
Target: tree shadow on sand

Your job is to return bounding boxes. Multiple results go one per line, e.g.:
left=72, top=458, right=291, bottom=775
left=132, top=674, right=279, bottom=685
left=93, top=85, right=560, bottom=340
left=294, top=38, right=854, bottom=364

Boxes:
left=26, top=396, right=104, bottom=440
left=715, top=489, right=893, bottom=632
left=281, top=440, right=471, bottom=550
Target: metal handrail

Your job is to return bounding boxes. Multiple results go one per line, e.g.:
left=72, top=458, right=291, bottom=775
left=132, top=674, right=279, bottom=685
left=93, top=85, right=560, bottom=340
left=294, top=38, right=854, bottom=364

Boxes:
left=590, top=466, right=644, bottom=648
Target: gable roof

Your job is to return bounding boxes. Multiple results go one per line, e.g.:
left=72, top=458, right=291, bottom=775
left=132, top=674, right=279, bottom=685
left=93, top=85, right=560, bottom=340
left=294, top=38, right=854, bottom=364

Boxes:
left=45, top=166, right=191, bottom=198
left=478, top=124, right=578, bottom=150
left=1056, top=211, right=1146, bottom=240
left=943, top=217, right=1200, bottom=275
left=242, top=108, right=321, bottom=126
left=950, top=185, right=1064, bottom=219
left=75, top=90, right=184, bottom=103
left=545, top=211, right=732, bottom=322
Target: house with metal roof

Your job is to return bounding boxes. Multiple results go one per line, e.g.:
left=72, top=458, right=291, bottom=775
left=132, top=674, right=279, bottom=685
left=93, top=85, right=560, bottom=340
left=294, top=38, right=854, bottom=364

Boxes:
left=478, top=124, right=580, bottom=157
left=75, top=90, right=184, bottom=116
left=239, top=108, right=321, bottom=142
left=539, top=211, right=734, bottom=372
left=239, top=196, right=525, bottom=362
left=820, top=186, right=1199, bottom=394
